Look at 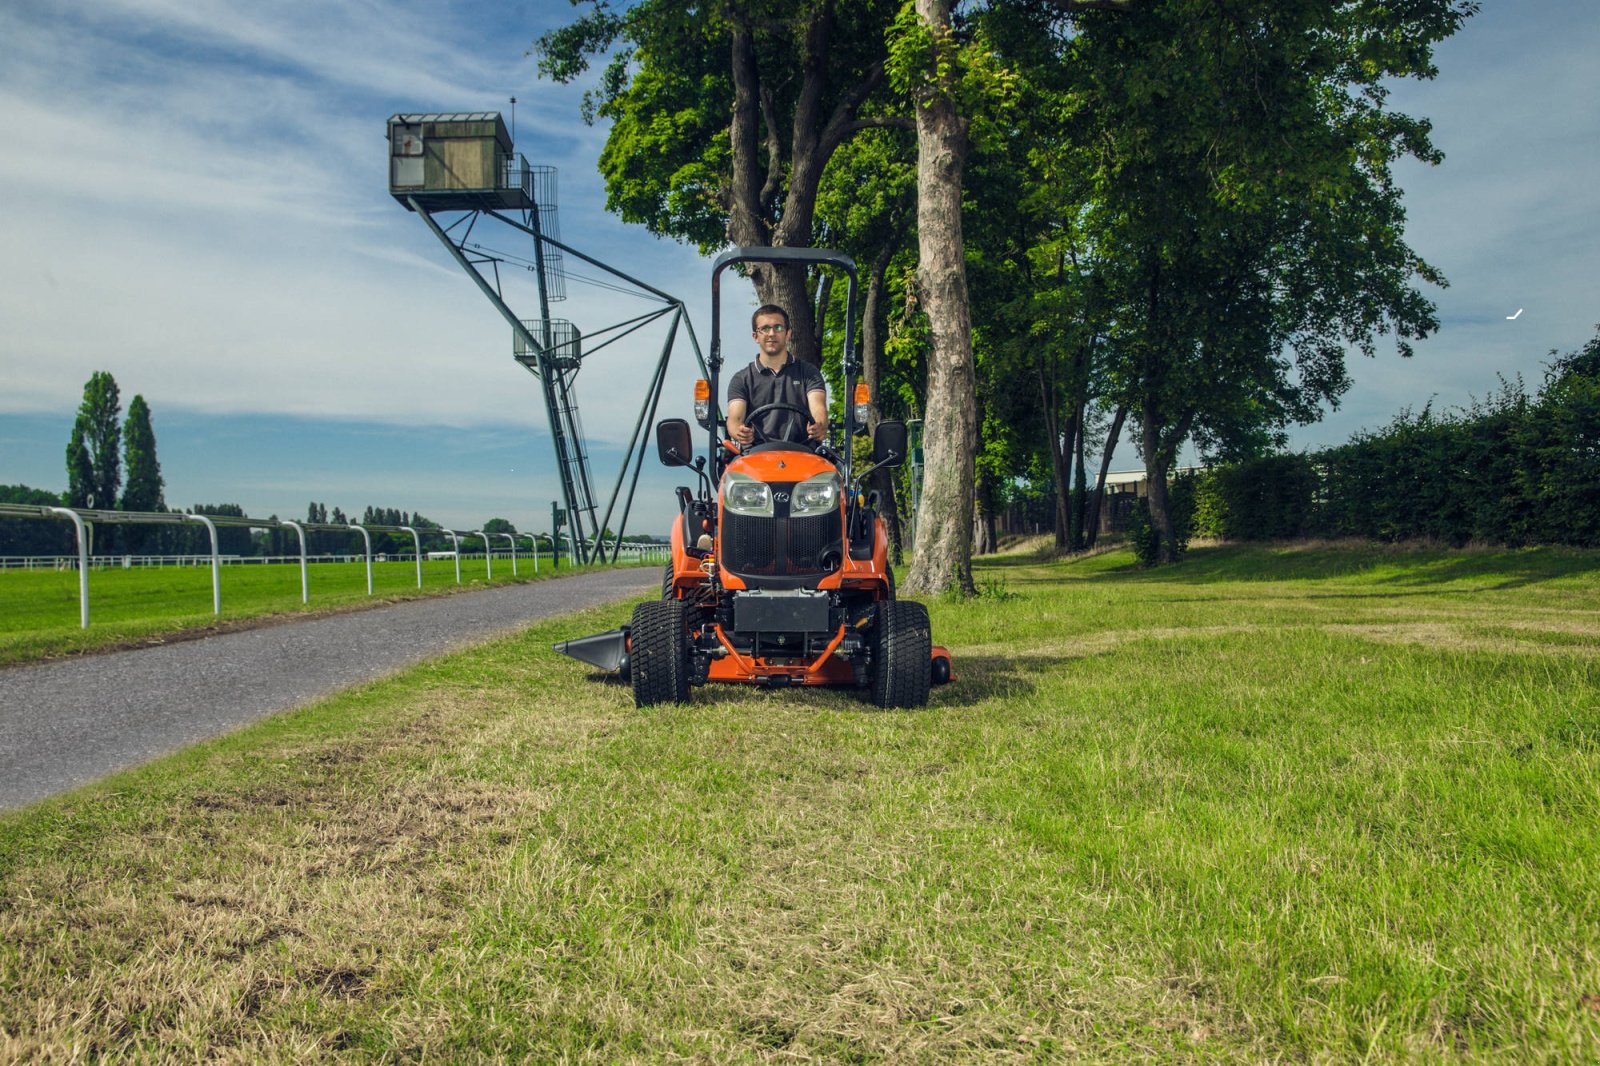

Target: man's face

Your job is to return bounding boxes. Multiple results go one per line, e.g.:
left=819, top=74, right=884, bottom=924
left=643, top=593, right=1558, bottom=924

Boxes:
left=752, top=312, right=789, bottom=360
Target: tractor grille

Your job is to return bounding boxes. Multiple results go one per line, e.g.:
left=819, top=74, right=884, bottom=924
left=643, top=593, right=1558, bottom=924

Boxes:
left=722, top=510, right=842, bottom=582
left=726, top=511, right=777, bottom=573
left=786, top=514, right=839, bottom=571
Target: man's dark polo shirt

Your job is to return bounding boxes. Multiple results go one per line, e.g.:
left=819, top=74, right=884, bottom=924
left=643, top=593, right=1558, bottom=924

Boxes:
left=728, top=355, right=826, bottom=443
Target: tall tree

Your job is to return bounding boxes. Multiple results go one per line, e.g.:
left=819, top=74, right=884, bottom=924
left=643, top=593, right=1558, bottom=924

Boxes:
left=119, top=395, right=164, bottom=513
left=1054, top=0, right=1474, bottom=562
left=65, top=371, right=122, bottom=510
left=891, top=0, right=1019, bottom=593
left=533, top=0, right=908, bottom=366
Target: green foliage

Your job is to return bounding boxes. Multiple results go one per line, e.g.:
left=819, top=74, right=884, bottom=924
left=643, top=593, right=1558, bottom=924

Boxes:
left=1513, top=334, right=1600, bottom=545
left=886, top=1, right=1019, bottom=138
left=1193, top=329, right=1600, bottom=546
left=1126, top=499, right=1154, bottom=566
left=1129, top=471, right=1197, bottom=566
left=66, top=371, right=122, bottom=510
left=190, top=503, right=252, bottom=556
left=119, top=395, right=165, bottom=552
left=533, top=0, right=902, bottom=255
left=0, top=484, right=71, bottom=556
left=1026, top=0, right=1472, bottom=563
left=1190, top=455, right=1319, bottom=541
left=118, top=395, right=164, bottom=514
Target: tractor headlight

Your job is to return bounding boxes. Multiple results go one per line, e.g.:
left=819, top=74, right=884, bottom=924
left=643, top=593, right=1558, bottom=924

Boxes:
left=791, top=473, right=841, bottom=517
left=722, top=472, right=773, bottom=516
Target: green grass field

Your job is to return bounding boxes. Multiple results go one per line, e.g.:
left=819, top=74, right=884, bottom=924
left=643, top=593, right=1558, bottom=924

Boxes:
left=3, top=542, right=1598, bottom=1060
left=0, top=555, right=624, bottom=665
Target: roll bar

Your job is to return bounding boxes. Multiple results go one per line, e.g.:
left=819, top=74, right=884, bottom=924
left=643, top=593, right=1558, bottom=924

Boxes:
left=707, top=246, right=860, bottom=486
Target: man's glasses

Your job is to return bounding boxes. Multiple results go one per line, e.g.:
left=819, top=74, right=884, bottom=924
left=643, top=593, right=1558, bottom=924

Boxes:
left=754, top=324, right=788, bottom=335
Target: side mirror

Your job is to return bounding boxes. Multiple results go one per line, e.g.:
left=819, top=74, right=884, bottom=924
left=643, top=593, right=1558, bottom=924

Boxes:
left=656, top=419, right=694, bottom=467
left=872, top=420, right=908, bottom=468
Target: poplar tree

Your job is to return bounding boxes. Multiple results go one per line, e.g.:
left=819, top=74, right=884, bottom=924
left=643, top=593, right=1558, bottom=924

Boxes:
left=119, top=395, right=165, bottom=513
left=65, top=371, right=122, bottom=510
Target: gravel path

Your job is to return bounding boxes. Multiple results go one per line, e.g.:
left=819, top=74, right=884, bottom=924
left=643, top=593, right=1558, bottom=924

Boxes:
left=0, top=568, right=653, bottom=810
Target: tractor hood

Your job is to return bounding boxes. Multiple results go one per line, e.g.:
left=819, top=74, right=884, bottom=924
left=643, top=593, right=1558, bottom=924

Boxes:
left=723, top=446, right=837, bottom=484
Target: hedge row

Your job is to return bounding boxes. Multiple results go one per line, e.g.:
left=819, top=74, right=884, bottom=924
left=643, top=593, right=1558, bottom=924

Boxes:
left=1189, top=331, right=1600, bottom=548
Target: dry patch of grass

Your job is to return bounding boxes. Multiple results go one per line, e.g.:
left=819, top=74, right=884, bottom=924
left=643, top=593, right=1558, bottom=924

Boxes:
left=1329, top=621, right=1600, bottom=658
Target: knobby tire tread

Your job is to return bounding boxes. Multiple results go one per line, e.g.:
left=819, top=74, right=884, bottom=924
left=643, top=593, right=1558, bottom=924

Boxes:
left=870, top=599, right=932, bottom=709
left=631, top=600, right=691, bottom=706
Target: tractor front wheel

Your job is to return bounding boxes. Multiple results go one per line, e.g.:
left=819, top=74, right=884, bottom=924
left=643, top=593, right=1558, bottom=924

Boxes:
left=869, top=600, right=932, bottom=709
left=630, top=600, right=692, bottom=707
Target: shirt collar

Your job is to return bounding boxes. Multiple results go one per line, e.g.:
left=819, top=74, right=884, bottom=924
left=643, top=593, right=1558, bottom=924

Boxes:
left=754, top=354, right=796, bottom=377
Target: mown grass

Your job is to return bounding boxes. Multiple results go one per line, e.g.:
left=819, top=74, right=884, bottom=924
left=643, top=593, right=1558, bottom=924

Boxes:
left=2, top=542, right=1598, bottom=1061
left=0, top=556, right=624, bottom=665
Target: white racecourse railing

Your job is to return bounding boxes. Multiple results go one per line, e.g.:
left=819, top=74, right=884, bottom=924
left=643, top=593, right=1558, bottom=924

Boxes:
left=0, top=503, right=668, bottom=629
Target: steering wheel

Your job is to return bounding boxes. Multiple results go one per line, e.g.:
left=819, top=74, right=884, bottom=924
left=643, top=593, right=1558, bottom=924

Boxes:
left=741, top=402, right=817, bottom=447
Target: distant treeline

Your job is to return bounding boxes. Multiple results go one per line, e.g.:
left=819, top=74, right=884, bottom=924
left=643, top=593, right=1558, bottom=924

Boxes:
left=1160, top=330, right=1600, bottom=554
left=0, top=370, right=548, bottom=558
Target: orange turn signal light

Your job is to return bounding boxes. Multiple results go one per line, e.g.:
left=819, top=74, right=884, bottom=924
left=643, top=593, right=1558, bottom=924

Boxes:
left=693, top=379, right=712, bottom=424
left=853, top=382, right=872, bottom=426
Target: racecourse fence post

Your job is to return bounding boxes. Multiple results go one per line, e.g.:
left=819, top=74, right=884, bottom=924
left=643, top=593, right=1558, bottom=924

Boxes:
left=185, top=513, right=221, bottom=615
left=446, top=531, right=461, bottom=584
left=500, top=533, right=518, bottom=576
left=401, top=526, right=422, bottom=588
left=349, top=524, right=373, bottom=595
left=45, top=507, right=90, bottom=628
left=477, top=531, right=492, bottom=581
left=282, top=519, right=309, bottom=603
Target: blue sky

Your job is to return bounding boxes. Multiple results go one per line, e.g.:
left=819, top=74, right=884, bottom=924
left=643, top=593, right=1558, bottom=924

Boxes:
left=2, top=1, right=1597, bottom=535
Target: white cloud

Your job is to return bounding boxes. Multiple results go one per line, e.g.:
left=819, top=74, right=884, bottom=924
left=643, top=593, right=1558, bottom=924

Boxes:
left=0, top=0, right=711, bottom=450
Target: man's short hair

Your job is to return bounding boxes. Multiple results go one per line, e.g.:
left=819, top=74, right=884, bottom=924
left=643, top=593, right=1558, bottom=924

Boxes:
left=751, top=304, right=790, bottom=331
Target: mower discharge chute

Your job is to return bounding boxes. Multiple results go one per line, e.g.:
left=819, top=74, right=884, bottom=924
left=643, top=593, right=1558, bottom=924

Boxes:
left=554, top=246, right=953, bottom=708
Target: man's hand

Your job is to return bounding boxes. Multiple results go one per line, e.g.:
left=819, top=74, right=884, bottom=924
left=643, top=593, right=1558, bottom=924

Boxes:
left=733, top=421, right=755, bottom=445
left=807, top=420, right=827, bottom=442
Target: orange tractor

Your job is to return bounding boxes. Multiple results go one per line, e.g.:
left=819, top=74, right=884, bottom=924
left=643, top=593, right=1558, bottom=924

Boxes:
left=556, top=246, right=952, bottom=708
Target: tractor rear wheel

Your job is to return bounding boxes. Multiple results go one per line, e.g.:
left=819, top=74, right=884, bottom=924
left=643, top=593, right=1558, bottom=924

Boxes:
left=661, top=561, right=674, bottom=599
left=869, top=599, right=932, bottom=709
left=630, top=600, right=692, bottom=706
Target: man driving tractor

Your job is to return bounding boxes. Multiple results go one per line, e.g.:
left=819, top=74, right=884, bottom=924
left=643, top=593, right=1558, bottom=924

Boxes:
left=726, top=304, right=829, bottom=447
left=553, top=245, right=951, bottom=708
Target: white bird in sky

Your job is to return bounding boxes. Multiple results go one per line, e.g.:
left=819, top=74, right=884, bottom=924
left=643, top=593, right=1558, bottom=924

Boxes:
left=1507, top=309, right=1524, bottom=320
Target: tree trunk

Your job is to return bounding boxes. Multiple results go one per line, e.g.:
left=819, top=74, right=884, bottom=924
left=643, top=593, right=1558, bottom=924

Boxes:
left=1071, top=401, right=1088, bottom=549
left=1058, top=407, right=1080, bottom=551
left=1083, top=404, right=1126, bottom=549
left=973, top=465, right=997, bottom=555
left=1139, top=399, right=1174, bottom=562
left=1037, top=360, right=1070, bottom=551
left=726, top=12, right=837, bottom=368
left=1140, top=402, right=1193, bottom=564
left=903, top=0, right=975, bottom=596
